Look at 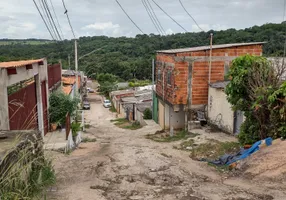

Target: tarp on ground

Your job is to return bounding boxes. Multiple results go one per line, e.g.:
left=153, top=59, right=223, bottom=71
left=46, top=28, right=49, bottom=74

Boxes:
left=208, top=137, right=273, bottom=166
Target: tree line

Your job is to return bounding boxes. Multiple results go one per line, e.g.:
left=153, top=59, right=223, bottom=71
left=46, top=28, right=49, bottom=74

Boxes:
left=0, top=22, right=285, bottom=81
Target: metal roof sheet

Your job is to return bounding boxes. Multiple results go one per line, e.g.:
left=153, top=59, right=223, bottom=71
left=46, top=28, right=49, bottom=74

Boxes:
left=0, top=59, right=44, bottom=68
left=157, top=42, right=266, bottom=54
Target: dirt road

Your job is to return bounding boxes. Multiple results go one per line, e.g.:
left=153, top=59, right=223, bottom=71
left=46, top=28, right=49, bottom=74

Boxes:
left=47, top=94, right=286, bottom=200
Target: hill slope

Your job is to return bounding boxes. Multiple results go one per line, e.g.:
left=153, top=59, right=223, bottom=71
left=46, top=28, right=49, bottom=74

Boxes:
left=0, top=22, right=285, bottom=80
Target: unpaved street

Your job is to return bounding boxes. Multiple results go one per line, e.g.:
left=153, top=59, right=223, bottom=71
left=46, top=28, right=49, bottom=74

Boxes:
left=47, top=94, right=286, bottom=200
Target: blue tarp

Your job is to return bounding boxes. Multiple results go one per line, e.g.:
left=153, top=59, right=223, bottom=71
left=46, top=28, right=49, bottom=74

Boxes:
left=208, top=137, right=273, bottom=166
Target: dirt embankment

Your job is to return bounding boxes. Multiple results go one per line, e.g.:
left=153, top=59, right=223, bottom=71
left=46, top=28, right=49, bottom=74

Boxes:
left=238, top=139, right=286, bottom=182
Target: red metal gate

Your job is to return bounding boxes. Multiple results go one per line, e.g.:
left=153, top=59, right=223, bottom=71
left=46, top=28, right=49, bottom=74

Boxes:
left=41, top=81, right=48, bottom=135
left=8, top=82, right=38, bottom=130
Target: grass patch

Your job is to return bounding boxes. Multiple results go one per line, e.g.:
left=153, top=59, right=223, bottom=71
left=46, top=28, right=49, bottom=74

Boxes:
left=111, top=118, right=142, bottom=130
left=146, top=130, right=194, bottom=142
left=84, top=124, right=91, bottom=129
left=82, top=137, right=97, bottom=143
left=122, top=121, right=142, bottom=130
left=109, top=105, right=117, bottom=112
left=190, top=140, right=240, bottom=160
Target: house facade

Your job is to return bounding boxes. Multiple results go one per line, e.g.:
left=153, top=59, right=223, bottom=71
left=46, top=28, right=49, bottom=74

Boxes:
left=154, top=42, right=264, bottom=130
left=0, top=59, right=50, bottom=137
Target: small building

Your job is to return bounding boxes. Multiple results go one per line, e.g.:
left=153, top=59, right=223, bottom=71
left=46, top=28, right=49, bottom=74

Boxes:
left=0, top=59, right=50, bottom=136
left=110, top=90, right=135, bottom=115
left=208, top=81, right=244, bottom=134
left=154, top=42, right=264, bottom=130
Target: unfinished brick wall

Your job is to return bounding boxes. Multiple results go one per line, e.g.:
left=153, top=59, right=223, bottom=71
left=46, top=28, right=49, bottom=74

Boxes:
left=155, top=54, right=176, bottom=105
left=156, top=44, right=263, bottom=106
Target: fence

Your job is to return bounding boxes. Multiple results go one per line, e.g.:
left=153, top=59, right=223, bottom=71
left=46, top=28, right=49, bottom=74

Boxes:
left=48, top=64, right=61, bottom=89
left=65, top=113, right=71, bottom=140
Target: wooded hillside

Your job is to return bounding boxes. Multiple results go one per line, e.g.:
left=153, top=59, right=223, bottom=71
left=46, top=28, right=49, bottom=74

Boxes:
left=0, top=22, right=285, bottom=80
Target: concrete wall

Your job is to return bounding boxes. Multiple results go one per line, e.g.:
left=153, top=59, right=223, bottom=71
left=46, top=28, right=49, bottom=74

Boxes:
left=170, top=105, right=185, bottom=130
left=208, top=87, right=234, bottom=133
left=158, top=100, right=165, bottom=129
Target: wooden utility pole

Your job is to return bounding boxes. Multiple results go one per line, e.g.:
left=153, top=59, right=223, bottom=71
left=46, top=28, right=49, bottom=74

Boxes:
left=208, top=33, right=213, bottom=84
left=75, top=40, right=78, bottom=93
left=68, top=55, right=71, bottom=70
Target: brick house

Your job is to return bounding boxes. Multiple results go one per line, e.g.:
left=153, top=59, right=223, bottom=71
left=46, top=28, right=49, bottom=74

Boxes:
left=154, top=42, right=264, bottom=130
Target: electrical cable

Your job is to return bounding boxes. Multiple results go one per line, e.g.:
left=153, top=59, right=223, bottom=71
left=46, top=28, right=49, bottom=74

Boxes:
left=146, top=0, right=166, bottom=35
left=49, top=0, right=64, bottom=39
left=115, top=0, right=144, bottom=34
left=142, top=0, right=161, bottom=34
left=151, top=0, right=188, bottom=32
left=42, top=0, right=62, bottom=40
left=32, top=0, right=56, bottom=40
left=39, top=0, right=59, bottom=40
left=62, top=0, right=76, bottom=39
left=178, top=0, right=205, bottom=32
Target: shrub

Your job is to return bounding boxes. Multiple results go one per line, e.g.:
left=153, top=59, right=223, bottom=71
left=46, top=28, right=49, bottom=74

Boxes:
left=49, top=91, right=79, bottom=125
left=143, top=108, right=152, bottom=119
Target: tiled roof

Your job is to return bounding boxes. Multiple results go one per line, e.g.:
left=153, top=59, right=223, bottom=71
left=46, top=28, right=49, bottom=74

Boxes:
left=62, top=76, right=81, bottom=88
left=157, top=42, right=266, bottom=54
left=62, top=77, right=75, bottom=85
left=62, top=85, right=72, bottom=95
left=210, top=81, right=230, bottom=89
left=0, top=59, right=44, bottom=68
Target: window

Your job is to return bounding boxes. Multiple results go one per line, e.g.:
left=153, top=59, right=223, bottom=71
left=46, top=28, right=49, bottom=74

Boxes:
left=167, top=70, right=172, bottom=85
left=157, top=69, right=161, bottom=81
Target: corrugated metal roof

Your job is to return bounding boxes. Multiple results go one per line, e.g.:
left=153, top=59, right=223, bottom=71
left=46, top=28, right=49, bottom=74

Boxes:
left=157, top=42, right=266, bottom=54
left=210, top=81, right=230, bottom=89
left=0, top=59, right=44, bottom=68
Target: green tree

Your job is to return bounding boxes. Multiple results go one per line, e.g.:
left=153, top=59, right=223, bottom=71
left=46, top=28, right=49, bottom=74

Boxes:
left=225, top=55, right=286, bottom=144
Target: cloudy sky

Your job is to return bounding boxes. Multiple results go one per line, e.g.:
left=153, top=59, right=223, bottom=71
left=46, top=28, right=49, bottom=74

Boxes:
left=0, top=0, right=285, bottom=39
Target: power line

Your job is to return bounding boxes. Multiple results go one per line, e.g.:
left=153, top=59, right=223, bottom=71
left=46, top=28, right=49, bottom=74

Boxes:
left=62, top=0, right=76, bottom=39
left=151, top=0, right=188, bottom=32
left=146, top=0, right=166, bottom=35
left=42, top=0, right=62, bottom=40
left=39, top=0, right=59, bottom=40
left=49, top=0, right=64, bottom=39
left=142, top=0, right=161, bottom=34
left=32, top=0, right=56, bottom=40
left=178, top=0, right=205, bottom=32
left=115, top=0, right=144, bottom=34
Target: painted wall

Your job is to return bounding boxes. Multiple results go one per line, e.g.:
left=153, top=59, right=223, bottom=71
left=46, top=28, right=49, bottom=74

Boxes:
left=170, top=105, right=185, bottom=130
left=208, top=87, right=234, bottom=134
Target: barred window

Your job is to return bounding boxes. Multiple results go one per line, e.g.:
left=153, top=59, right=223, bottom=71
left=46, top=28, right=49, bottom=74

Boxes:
left=167, top=70, right=172, bottom=85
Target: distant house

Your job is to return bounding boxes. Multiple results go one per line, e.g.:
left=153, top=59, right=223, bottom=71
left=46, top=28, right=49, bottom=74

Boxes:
left=0, top=59, right=52, bottom=136
left=110, top=90, right=135, bottom=116
left=154, top=42, right=264, bottom=130
left=121, top=90, right=152, bottom=123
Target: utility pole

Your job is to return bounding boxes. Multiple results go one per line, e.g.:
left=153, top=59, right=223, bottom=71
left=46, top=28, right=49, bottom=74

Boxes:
left=207, top=33, right=213, bottom=118
left=68, top=54, right=71, bottom=70
left=208, top=33, right=213, bottom=85
left=75, top=39, right=78, bottom=94
left=152, top=59, right=155, bottom=120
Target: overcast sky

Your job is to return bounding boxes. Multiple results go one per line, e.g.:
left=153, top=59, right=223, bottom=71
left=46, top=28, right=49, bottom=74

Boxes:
left=0, top=0, right=285, bottom=39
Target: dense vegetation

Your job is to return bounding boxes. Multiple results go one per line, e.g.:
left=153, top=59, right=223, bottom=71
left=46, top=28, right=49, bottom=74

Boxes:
left=225, top=55, right=286, bottom=144
left=0, top=22, right=285, bottom=80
